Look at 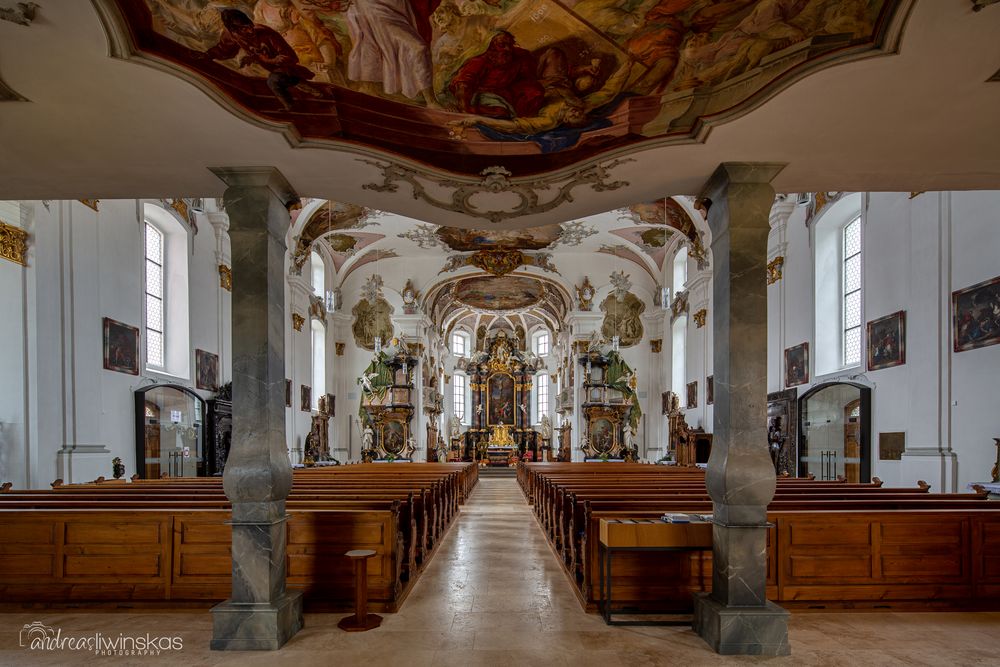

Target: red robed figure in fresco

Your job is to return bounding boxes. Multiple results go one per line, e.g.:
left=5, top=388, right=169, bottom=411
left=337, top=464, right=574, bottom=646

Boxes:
left=449, top=31, right=546, bottom=119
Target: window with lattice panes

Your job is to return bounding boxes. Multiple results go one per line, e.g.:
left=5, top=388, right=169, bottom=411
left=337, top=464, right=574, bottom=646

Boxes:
left=145, top=222, right=165, bottom=368
left=536, top=373, right=549, bottom=421
left=453, top=374, right=467, bottom=423
left=534, top=331, right=550, bottom=356
left=842, top=216, right=862, bottom=367
left=452, top=331, right=468, bottom=357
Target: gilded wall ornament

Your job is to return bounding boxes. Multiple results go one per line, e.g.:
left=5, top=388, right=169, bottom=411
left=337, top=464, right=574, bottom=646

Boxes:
left=767, top=256, right=785, bottom=285
left=0, top=220, right=28, bottom=266
left=352, top=297, right=394, bottom=351
left=439, top=249, right=558, bottom=276
left=401, top=279, right=420, bottom=314
left=292, top=313, right=305, bottom=332
left=78, top=199, right=99, bottom=212
left=361, top=159, right=632, bottom=224
left=650, top=339, right=662, bottom=353
left=671, top=290, right=689, bottom=320
left=693, top=308, right=707, bottom=328
left=336, top=342, right=345, bottom=356
left=218, top=264, right=232, bottom=291
left=576, top=277, right=595, bottom=311
left=600, top=292, right=646, bottom=348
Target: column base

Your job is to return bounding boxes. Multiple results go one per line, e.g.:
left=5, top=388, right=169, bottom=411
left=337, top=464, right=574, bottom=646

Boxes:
left=692, top=592, right=790, bottom=656
left=210, top=590, right=304, bottom=651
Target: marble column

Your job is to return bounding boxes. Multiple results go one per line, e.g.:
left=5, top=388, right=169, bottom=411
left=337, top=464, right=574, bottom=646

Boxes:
left=209, top=167, right=303, bottom=650
left=692, top=163, right=790, bottom=656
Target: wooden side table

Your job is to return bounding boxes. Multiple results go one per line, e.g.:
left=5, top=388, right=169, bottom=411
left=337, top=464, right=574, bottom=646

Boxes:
left=337, top=549, right=383, bottom=632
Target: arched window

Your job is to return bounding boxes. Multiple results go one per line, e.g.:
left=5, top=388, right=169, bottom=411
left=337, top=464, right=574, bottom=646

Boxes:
left=453, top=373, right=468, bottom=424
left=310, top=250, right=325, bottom=298
left=143, top=204, right=190, bottom=378
left=672, top=245, right=688, bottom=293
left=670, top=245, right=689, bottom=406
left=311, top=319, right=325, bottom=410
left=452, top=330, right=470, bottom=357
left=814, top=194, right=864, bottom=376
left=532, top=330, right=550, bottom=356
left=842, top=216, right=862, bottom=367
left=672, top=315, right=687, bottom=407
left=535, top=373, right=550, bottom=423
left=144, top=222, right=165, bottom=369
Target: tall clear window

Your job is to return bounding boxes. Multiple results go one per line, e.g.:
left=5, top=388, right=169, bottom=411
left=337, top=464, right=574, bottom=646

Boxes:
left=311, top=320, right=325, bottom=410
left=534, top=331, right=550, bottom=356
left=672, top=245, right=688, bottom=292
left=453, top=374, right=467, bottom=423
left=145, top=222, right=165, bottom=368
left=310, top=250, right=325, bottom=297
left=842, top=216, right=862, bottom=367
left=536, top=373, right=550, bottom=421
left=672, top=316, right=686, bottom=407
left=452, top=331, right=468, bottom=357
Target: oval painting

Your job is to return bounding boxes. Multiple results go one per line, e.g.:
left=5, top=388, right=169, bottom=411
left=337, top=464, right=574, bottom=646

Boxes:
left=454, top=276, right=544, bottom=312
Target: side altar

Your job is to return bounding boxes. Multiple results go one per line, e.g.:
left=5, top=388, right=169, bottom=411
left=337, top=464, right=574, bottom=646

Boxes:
left=357, top=339, right=417, bottom=461
left=460, top=331, right=541, bottom=465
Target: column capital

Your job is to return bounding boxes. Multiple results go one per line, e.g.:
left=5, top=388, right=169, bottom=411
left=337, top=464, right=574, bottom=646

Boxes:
left=209, top=166, right=299, bottom=209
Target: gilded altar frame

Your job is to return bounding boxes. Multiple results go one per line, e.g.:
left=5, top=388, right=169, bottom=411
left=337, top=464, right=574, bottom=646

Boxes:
left=583, top=405, right=626, bottom=458
left=486, top=371, right=518, bottom=427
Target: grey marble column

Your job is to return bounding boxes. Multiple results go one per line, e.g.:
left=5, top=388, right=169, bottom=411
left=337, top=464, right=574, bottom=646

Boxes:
left=209, top=167, right=303, bottom=651
left=692, top=163, right=790, bottom=656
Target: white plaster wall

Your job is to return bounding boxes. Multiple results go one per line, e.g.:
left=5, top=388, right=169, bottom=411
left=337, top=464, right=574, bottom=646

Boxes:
left=0, top=200, right=229, bottom=488
left=767, top=191, right=1000, bottom=491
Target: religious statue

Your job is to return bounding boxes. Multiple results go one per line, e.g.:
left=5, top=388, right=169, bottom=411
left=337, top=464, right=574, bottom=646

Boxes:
left=768, top=416, right=788, bottom=475
left=449, top=415, right=462, bottom=440
left=406, top=435, right=417, bottom=458
left=361, top=424, right=374, bottom=452
left=540, top=414, right=552, bottom=441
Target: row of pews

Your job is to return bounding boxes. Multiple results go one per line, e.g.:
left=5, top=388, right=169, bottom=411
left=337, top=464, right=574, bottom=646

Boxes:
left=0, top=463, right=477, bottom=611
left=518, top=463, right=1000, bottom=612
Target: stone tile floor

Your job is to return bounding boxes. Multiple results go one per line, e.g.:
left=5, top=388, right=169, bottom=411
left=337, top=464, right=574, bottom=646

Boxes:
left=1, top=478, right=998, bottom=666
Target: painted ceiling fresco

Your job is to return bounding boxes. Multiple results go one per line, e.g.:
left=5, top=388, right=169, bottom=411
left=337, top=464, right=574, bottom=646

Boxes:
left=436, top=225, right=562, bottom=251
left=113, top=0, right=906, bottom=177
left=454, top=275, right=545, bottom=311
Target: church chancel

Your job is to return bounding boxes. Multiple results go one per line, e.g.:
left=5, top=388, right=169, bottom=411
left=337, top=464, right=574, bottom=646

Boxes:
left=460, top=331, right=543, bottom=466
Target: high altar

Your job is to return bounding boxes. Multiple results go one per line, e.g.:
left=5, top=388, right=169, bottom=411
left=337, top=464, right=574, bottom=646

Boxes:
left=461, top=331, right=540, bottom=465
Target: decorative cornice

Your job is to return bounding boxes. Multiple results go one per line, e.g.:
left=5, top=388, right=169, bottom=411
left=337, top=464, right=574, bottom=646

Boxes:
left=361, top=159, right=632, bottom=224
left=292, top=313, right=305, bottom=332
left=767, top=256, right=785, bottom=285
left=0, top=221, right=28, bottom=266
left=693, top=309, right=707, bottom=328
left=218, top=265, right=232, bottom=291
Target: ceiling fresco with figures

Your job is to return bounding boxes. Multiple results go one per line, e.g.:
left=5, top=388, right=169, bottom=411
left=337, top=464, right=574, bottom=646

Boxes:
left=105, top=0, right=910, bottom=178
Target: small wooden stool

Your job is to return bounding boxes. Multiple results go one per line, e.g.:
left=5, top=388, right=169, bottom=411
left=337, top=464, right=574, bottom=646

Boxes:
left=337, top=549, right=382, bottom=632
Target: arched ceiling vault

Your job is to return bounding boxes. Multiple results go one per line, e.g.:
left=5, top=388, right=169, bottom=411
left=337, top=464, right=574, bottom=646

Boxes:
left=3, top=3, right=999, bottom=228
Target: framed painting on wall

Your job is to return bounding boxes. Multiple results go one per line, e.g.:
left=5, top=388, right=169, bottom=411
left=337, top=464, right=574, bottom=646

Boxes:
left=686, top=381, right=698, bottom=409
left=706, top=376, right=714, bottom=405
left=784, top=343, right=809, bottom=387
left=195, top=349, right=219, bottom=391
left=952, top=275, right=1000, bottom=352
left=867, top=310, right=906, bottom=370
left=103, top=317, right=139, bottom=375
left=300, top=385, right=311, bottom=412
